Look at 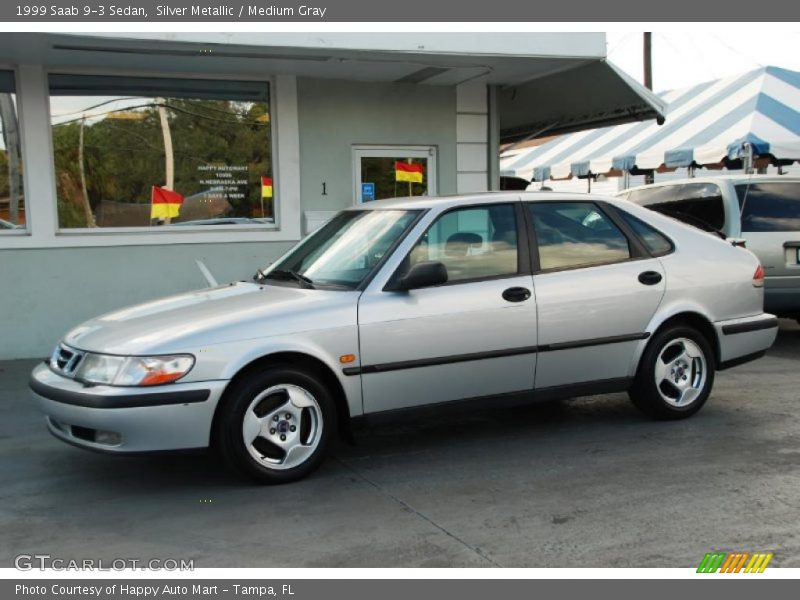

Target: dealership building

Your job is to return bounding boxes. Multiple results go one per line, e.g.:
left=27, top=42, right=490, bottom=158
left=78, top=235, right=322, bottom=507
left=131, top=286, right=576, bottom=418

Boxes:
left=0, top=32, right=663, bottom=359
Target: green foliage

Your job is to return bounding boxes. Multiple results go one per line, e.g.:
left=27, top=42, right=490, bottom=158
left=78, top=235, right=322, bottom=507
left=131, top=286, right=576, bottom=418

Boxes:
left=57, top=197, right=87, bottom=229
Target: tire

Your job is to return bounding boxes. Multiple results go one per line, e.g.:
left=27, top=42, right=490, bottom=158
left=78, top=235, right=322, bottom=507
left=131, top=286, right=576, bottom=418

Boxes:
left=216, top=366, right=336, bottom=484
left=629, top=325, right=715, bottom=420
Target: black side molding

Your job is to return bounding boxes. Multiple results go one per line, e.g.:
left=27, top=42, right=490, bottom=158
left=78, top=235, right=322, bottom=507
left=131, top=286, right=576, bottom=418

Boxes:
left=343, top=332, right=650, bottom=376
left=538, top=332, right=649, bottom=353
left=343, top=345, right=540, bottom=376
left=721, top=318, right=779, bottom=335
left=30, top=377, right=210, bottom=409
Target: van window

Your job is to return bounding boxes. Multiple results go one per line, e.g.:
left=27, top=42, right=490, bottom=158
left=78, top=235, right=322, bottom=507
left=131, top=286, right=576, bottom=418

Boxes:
left=628, top=183, right=725, bottom=232
left=736, top=182, right=800, bottom=232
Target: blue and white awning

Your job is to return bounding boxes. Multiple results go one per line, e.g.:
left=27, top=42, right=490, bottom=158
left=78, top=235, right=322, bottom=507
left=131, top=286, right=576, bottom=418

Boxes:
left=500, top=66, right=800, bottom=181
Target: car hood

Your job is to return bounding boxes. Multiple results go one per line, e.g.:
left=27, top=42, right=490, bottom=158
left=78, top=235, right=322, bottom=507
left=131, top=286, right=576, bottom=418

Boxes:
left=62, top=282, right=360, bottom=355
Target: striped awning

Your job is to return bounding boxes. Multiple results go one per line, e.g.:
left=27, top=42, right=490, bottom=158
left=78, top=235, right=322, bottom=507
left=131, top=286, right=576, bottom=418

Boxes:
left=500, top=66, right=800, bottom=181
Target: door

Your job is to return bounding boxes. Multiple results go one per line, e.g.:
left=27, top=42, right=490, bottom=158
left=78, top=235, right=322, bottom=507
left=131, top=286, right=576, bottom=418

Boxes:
left=527, top=201, right=666, bottom=390
left=353, top=145, right=437, bottom=203
left=357, top=203, right=537, bottom=413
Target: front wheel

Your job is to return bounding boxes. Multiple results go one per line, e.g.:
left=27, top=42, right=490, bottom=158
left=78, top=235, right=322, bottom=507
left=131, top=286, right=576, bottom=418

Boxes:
left=216, top=366, right=335, bottom=484
left=629, top=326, right=715, bottom=420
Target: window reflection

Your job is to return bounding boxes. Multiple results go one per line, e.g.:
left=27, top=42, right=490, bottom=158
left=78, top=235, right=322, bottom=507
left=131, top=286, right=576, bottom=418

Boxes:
left=49, top=75, right=272, bottom=229
left=0, top=70, right=24, bottom=231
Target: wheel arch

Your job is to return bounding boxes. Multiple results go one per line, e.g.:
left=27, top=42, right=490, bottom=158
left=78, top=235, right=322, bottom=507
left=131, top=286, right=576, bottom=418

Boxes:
left=210, top=351, right=354, bottom=447
left=640, top=309, right=721, bottom=371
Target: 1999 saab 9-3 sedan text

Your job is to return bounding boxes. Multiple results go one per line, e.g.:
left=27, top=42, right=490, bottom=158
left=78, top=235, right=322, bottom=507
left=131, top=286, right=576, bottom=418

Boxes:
left=30, top=192, right=779, bottom=483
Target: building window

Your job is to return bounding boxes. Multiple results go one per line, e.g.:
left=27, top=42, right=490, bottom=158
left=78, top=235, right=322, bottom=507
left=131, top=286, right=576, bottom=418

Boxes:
left=0, top=70, right=24, bottom=231
left=48, top=75, right=273, bottom=229
left=353, top=146, right=437, bottom=203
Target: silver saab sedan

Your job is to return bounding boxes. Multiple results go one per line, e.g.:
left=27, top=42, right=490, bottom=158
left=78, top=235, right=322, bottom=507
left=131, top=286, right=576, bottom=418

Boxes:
left=30, top=192, right=779, bottom=483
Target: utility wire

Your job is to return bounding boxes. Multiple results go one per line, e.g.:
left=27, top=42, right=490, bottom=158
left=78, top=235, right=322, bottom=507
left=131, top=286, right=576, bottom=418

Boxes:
left=52, top=101, right=268, bottom=127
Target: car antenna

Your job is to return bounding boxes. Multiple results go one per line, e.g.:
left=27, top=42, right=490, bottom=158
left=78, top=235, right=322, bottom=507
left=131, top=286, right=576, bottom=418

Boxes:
left=195, top=259, right=219, bottom=288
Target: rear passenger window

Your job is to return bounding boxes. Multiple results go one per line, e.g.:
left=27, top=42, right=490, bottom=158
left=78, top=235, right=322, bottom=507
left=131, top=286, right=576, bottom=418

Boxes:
left=529, top=202, right=631, bottom=271
left=628, top=183, right=725, bottom=232
left=615, top=209, right=673, bottom=256
left=736, top=182, right=800, bottom=232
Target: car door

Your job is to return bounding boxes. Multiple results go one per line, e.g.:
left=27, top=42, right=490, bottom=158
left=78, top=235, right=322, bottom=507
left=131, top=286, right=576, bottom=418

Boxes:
left=357, top=202, right=538, bottom=414
left=527, top=200, right=667, bottom=391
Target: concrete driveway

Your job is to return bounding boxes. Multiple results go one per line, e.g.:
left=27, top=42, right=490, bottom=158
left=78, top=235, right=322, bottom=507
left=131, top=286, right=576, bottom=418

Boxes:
left=2, top=321, right=799, bottom=568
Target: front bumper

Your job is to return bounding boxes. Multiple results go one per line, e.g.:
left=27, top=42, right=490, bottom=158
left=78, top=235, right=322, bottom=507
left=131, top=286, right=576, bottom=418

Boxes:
left=714, top=313, right=779, bottom=369
left=30, top=363, right=228, bottom=453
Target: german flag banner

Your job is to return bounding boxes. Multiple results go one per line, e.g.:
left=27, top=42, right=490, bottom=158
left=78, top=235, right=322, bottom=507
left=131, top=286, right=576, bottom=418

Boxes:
left=395, top=161, right=424, bottom=183
left=261, top=176, right=273, bottom=198
left=150, top=186, right=184, bottom=220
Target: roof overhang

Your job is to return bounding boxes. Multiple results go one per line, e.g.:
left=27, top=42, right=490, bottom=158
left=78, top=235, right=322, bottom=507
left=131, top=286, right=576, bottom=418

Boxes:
left=498, top=60, right=666, bottom=143
left=0, top=32, right=608, bottom=87
left=0, top=33, right=664, bottom=147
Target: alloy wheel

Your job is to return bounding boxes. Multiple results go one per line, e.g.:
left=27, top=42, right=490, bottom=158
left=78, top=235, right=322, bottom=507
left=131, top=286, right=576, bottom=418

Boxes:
left=654, top=337, right=708, bottom=407
left=242, top=384, right=323, bottom=470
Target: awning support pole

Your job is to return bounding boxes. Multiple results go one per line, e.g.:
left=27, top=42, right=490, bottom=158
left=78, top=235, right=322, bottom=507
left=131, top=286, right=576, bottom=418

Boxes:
left=743, top=142, right=754, bottom=174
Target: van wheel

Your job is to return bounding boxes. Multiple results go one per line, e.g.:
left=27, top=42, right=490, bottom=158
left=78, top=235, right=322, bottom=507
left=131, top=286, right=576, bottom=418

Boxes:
left=217, top=366, right=335, bottom=484
left=630, top=326, right=715, bottom=420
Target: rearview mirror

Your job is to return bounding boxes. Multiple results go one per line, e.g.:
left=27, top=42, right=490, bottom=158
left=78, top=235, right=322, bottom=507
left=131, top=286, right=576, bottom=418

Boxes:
left=391, top=261, right=448, bottom=291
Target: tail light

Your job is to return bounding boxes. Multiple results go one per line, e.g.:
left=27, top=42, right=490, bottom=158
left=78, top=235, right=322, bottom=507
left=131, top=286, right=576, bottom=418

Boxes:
left=753, top=264, right=765, bottom=288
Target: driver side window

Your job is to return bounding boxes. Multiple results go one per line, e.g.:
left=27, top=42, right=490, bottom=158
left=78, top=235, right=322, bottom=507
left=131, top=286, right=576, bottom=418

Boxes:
left=406, top=204, right=520, bottom=283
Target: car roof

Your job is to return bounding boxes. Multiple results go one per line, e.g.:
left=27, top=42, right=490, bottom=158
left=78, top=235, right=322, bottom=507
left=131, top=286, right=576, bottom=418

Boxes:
left=347, top=191, right=618, bottom=211
left=620, top=174, right=800, bottom=194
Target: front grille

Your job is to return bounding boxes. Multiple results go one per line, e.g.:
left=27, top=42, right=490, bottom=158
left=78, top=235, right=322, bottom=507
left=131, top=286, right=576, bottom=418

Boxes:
left=49, top=344, right=85, bottom=377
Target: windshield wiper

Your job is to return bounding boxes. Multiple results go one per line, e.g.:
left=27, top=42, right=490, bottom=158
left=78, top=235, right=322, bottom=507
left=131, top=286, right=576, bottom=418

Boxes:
left=262, top=269, right=316, bottom=289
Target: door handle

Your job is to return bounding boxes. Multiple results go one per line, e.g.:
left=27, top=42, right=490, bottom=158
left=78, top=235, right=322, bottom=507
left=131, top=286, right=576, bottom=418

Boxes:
left=502, top=287, right=531, bottom=302
left=638, top=271, right=663, bottom=286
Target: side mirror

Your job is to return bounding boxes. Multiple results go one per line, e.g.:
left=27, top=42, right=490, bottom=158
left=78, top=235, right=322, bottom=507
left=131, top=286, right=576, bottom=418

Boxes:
left=391, top=261, right=448, bottom=291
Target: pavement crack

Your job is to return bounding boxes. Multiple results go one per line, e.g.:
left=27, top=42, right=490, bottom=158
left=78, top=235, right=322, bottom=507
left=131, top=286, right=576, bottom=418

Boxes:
left=334, top=456, right=502, bottom=567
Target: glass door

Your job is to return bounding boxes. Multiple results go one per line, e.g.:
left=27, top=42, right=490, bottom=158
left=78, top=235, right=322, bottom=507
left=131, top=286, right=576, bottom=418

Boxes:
left=353, top=146, right=437, bottom=203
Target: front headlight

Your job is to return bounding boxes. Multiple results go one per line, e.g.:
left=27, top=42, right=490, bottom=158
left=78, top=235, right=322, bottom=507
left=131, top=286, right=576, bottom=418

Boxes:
left=75, top=354, right=195, bottom=386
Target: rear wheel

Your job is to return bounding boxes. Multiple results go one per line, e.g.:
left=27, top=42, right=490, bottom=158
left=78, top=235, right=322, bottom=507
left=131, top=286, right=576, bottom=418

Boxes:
left=216, top=366, right=335, bottom=484
left=630, top=325, right=715, bottom=420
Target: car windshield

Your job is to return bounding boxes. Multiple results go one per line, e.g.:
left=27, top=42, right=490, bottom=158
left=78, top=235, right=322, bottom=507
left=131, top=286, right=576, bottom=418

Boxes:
left=265, top=209, right=421, bottom=289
